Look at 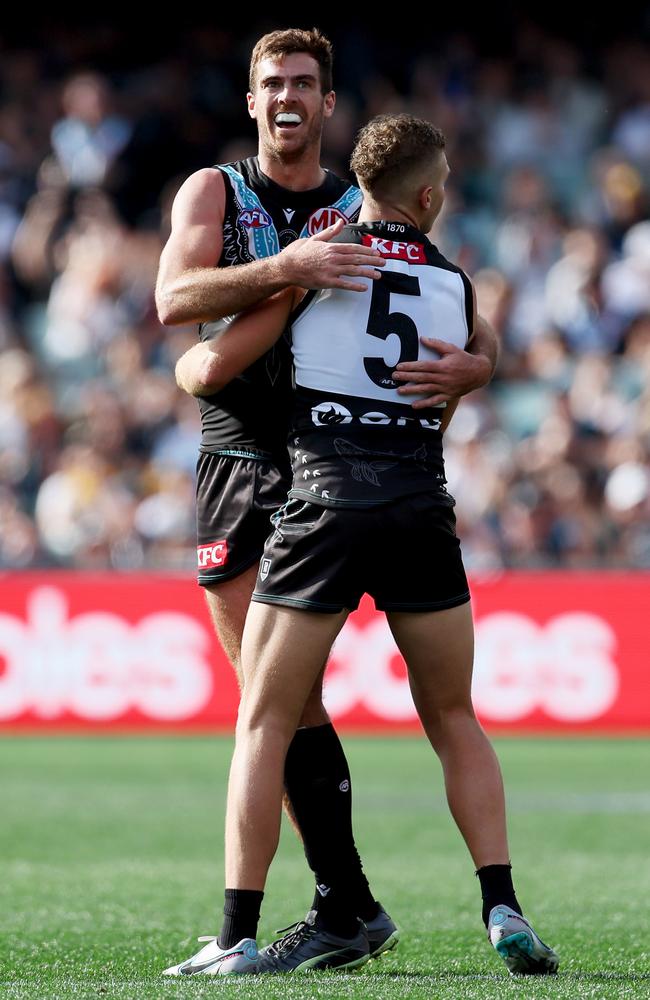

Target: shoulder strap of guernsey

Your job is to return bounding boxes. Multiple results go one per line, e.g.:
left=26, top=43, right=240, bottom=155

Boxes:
left=220, top=163, right=280, bottom=257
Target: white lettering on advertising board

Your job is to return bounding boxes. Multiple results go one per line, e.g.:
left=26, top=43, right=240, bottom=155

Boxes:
left=0, top=588, right=213, bottom=720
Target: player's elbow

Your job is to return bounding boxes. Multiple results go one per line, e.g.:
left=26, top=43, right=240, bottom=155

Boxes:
left=196, top=369, right=227, bottom=395
left=193, top=354, right=233, bottom=396
left=156, top=286, right=186, bottom=326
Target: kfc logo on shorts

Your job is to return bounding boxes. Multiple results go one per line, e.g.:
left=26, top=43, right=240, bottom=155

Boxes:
left=197, top=541, right=228, bottom=569
left=307, top=208, right=346, bottom=235
left=260, top=558, right=272, bottom=581
left=238, top=209, right=272, bottom=229
left=361, top=235, right=426, bottom=263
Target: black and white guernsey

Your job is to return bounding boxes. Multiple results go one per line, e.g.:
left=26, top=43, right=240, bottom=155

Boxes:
left=286, top=220, right=473, bottom=507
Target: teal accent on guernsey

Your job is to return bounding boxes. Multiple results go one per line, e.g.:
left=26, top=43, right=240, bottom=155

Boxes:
left=298, top=185, right=363, bottom=237
left=221, top=164, right=280, bottom=258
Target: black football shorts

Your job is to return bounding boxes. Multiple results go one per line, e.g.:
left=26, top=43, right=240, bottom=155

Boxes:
left=251, top=493, right=470, bottom=613
left=195, top=451, right=290, bottom=586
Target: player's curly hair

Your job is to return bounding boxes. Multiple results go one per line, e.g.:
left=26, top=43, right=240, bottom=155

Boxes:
left=249, top=28, right=333, bottom=94
left=350, top=114, right=446, bottom=196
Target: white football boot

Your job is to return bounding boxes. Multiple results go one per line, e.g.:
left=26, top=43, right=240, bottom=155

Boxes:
left=163, top=935, right=259, bottom=976
left=488, top=905, right=559, bottom=976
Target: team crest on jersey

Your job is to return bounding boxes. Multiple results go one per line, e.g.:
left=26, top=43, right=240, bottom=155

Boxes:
left=238, top=208, right=272, bottom=229
left=306, top=207, right=346, bottom=235
left=279, top=229, right=299, bottom=248
left=197, top=540, right=228, bottom=569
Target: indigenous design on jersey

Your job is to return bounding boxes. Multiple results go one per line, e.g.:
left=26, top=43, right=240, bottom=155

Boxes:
left=197, top=156, right=362, bottom=459
left=286, top=221, right=473, bottom=508
left=222, top=164, right=280, bottom=259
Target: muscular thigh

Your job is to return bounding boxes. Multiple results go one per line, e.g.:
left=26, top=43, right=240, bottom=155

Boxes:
left=239, top=601, right=347, bottom=733
left=387, top=602, right=476, bottom=723
left=206, top=566, right=331, bottom=724
left=204, top=564, right=259, bottom=682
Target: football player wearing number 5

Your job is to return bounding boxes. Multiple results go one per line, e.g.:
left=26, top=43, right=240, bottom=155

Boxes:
left=178, top=114, right=559, bottom=977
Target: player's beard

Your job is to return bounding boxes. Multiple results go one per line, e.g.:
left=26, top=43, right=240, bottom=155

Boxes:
left=261, top=106, right=325, bottom=165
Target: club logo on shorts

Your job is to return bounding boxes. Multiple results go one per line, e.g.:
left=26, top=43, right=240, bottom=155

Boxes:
left=197, top=540, right=228, bottom=569
left=339, top=780, right=350, bottom=792
left=306, top=207, right=346, bottom=235
left=311, top=400, right=353, bottom=426
left=238, top=208, right=272, bottom=229
left=260, top=558, right=272, bottom=581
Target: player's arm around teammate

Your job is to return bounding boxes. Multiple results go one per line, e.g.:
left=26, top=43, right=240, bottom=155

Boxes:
left=173, top=297, right=497, bottom=404
left=173, top=281, right=497, bottom=405
left=394, top=312, right=498, bottom=407
left=155, top=170, right=383, bottom=327
left=393, top=276, right=497, bottom=406
left=175, top=287, right=298, bottom=396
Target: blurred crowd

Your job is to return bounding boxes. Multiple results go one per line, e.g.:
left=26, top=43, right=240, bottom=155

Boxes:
left=1, top=20, right=650, bottom=571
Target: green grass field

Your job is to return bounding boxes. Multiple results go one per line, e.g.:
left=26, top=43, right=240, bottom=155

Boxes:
left=1, top=736, right=649, bottom=1000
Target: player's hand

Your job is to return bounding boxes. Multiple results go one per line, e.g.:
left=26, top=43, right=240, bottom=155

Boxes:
left=393, top=337, right=493, bottom=408
left=278, top=218, right=384, bottom=292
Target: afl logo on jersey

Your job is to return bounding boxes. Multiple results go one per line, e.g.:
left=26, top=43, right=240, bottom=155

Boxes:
left=311, top=401, right=353, bottom=426
left=238, top=208, right=272, bottom=229
left=306, top=208, right=346, bottom=235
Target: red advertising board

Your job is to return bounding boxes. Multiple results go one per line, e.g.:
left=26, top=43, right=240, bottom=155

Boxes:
left=0, top=572, right=648, bottom=732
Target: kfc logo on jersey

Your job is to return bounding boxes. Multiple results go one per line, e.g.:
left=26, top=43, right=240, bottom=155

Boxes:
left=307, top=208, right=346, bottom=235
left=361, top=235, right=426, bottom=263
left=197, top=541, right=228, bottom=569
left=238, top=209, right=272, bottom=229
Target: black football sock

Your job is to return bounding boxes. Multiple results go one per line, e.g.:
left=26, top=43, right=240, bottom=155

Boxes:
left=476, top=864, right=522, bottom=928
left=311, top=880, right=362, bottom=938
left=218, top=888, right=264, bottom=949
left=285, top=724, right=379, bottom=926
